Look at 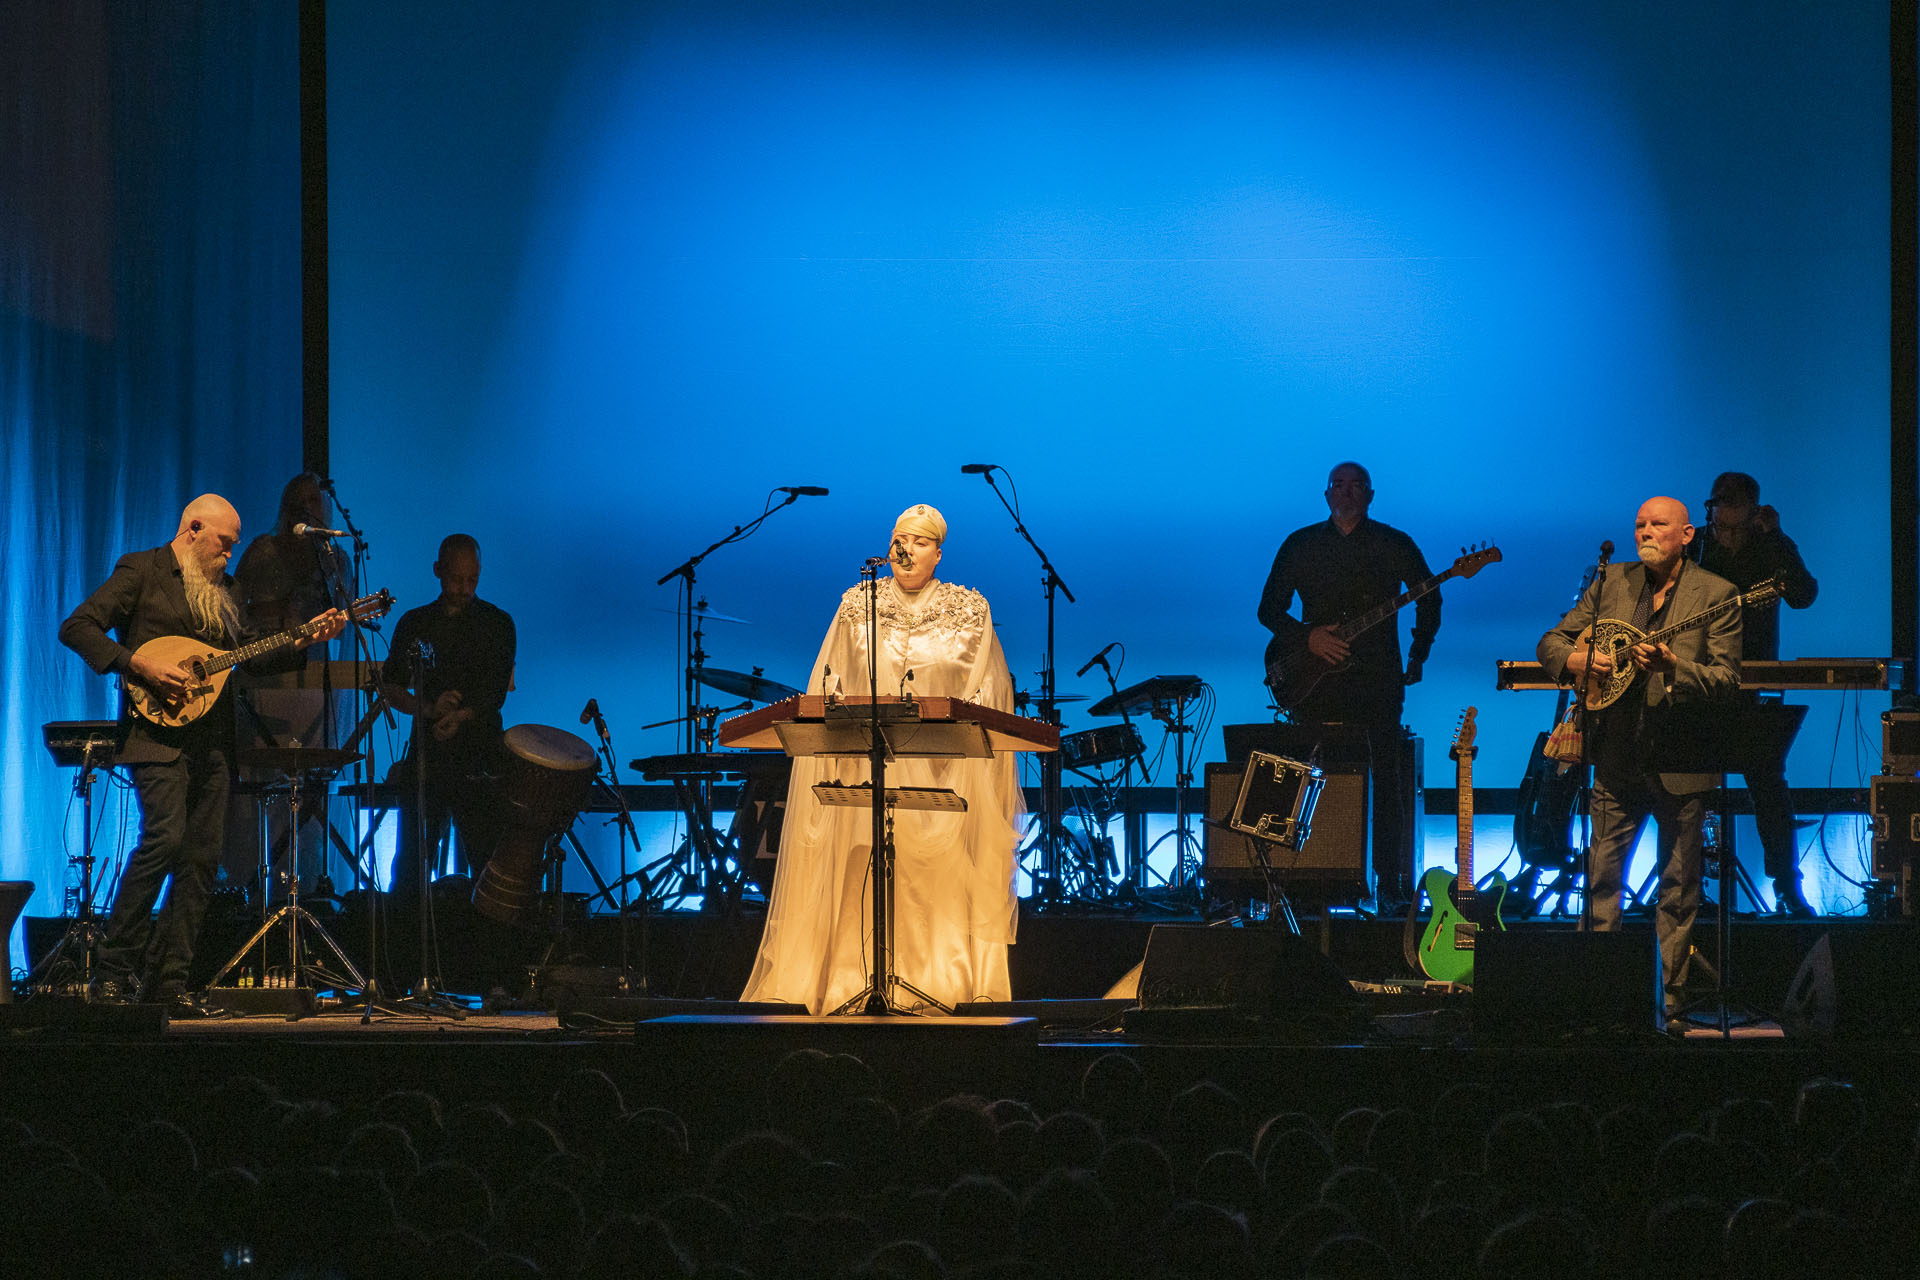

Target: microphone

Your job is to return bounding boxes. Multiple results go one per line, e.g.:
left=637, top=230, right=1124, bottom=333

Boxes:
left=1075, top=642, right=1118, bottom=677
left=960, top=464, right=996, bottom=475
left=292, top=522, right=350, bottom=538
left=778, top=486, right=829, bottom=496
left=579, top=698, right=599, bottom=726
left=1597, top=540, right=1614, bottom=564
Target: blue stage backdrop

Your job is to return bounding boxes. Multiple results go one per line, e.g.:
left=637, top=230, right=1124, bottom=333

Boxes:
left=325, top=0, right=1895, bottom=912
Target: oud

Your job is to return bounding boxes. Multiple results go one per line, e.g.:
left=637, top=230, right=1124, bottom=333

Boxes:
left=125, top=590, right=393, bottom=728
left=1571, top=578, right=1780, bottom=711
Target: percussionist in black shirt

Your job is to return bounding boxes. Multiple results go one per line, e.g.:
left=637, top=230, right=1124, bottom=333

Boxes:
left=1258, top=462, right=1441, bottom=908
left=1691, top=470, right=1821, bottom=914
left=380, top=534, right=517, bottom=896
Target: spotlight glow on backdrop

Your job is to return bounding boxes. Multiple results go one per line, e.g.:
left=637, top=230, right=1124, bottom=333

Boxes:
left=325, top=1, right=1891, bottom=911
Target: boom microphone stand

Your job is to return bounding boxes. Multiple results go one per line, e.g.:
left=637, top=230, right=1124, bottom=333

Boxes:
left=964, top=464, right=1074, bottom=908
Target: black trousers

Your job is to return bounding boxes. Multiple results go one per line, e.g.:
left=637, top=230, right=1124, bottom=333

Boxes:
left=1587, top=770, right=1706, bottom=1018
left=390, top=753, right=502, bottom=897
left=100, top=747, right=230, bottom=997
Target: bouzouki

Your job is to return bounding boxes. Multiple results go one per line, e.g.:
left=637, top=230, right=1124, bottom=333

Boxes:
left=1264, top=545, right=1501, bottom=716
left=1570, top=578, right=1780, bottom=711
left=125, top=590, right=394, bottom=728
left=1414, top=707, right=1506, bottom=984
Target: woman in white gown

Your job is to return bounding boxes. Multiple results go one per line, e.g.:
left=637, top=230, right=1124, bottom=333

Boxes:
left=740, top=503, right=1022, bottom=1014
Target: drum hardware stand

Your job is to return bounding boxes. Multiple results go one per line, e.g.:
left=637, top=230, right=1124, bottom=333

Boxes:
left=29, top=722, right=126, bottom=997
left=635, top=703, right=756, bottom=912
left=1087, top=650, right=1149, bottom=901
left=966, top=465, right=1075, bottom=910
left=205, top=754, right=379, bottom=1015
left=1144, top=694, right=1203, bottom=903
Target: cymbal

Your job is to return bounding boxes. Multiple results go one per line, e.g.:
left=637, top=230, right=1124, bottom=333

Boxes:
left=690, top=665, right=800, bottom=703
left=238, top=746, right=365, bottom=775
left=652, top=600, right=752, bottom=625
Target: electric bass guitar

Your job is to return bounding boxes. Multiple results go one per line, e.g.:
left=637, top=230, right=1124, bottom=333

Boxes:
left=1264, top=544, right=1501, bottom=716
left=1571, top=578, right=1780, bottom=711
left=125, top=590, right=394, bottom=728
left=1414, top=707, right=1506, bottom=984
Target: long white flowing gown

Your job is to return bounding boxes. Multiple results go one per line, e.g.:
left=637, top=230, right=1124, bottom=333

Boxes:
left=740, top=577, right=1022, bottom=1014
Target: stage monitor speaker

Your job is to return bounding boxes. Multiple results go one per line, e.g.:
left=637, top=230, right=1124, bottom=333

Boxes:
left=1474, top=930, right=1654, bottom=1039
left=1136, top=924, right=1356, bottom=1015
left=1204, top=763, right=1369, bottom=900
left=1781, top=926, right=1920, bottom=1041
left=0, top=882, right=31, bottom=1005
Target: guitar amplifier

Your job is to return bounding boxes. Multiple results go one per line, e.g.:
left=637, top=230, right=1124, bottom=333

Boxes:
left=1204, top=762, right=1369, bottom=902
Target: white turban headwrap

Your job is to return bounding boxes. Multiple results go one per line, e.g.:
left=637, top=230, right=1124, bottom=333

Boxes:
left=892, top=503, right=947, bottom=544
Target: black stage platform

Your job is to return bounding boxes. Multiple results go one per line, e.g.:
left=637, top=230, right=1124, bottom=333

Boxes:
left=8, top=908, right=1920, bottom=1156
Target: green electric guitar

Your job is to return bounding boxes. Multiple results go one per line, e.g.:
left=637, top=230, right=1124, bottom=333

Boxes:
left=1415, top=707, right=1507, bottom=984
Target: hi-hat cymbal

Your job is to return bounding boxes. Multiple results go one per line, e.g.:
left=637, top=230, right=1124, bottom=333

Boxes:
left=652, top=601, right=752, bottom=625
left=1012, top=691, right=1091, bottom=710
left=690, top=665, right=800, bottom=703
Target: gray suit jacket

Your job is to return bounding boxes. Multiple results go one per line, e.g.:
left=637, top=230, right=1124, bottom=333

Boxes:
left=1536, top=558, right=1742, bottom=795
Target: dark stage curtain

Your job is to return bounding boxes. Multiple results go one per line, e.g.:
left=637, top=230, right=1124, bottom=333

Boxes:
left=0, top=2, right=301, bottom=973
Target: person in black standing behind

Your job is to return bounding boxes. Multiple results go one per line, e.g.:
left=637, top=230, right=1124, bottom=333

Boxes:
left=235, top=472, right=349, bottom=647
left=1258, top=462, right=1441, bottom=908
left=58, top=494, right=346, bottom=1011
left=231, top=472, right=353, bottom=890
left=379, top=534, right=516, bottom=897
left=1691, top=470, right=1821, bottom=914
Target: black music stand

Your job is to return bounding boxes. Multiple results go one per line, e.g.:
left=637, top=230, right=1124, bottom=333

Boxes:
left=1654, top=700, right=1806, bottom=1037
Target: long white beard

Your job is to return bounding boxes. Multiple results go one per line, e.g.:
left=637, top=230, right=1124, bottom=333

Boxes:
left=180, top=545, right=241, bottom=640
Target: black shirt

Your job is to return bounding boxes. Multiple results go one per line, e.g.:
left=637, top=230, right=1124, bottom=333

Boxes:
left=1692, top=525, right=1817, bottom=662
left=384, top=597, right=516, bottom=759
left=1258, top=517, right=1441, bottom=713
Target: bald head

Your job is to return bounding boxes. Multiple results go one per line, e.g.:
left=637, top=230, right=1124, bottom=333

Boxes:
left=177, top=494, right=239, bottom=536
left=172, top=493, right=242, bottom=576
left=1634, top=495, right=1694, bottom=574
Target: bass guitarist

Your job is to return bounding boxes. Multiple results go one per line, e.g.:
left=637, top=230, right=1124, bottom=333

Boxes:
left=1536, top=495, right=1740, bottom=1035
left=58, top=493, right=347, bottom=1012
left=1257, top=461, right=1440, bottom=909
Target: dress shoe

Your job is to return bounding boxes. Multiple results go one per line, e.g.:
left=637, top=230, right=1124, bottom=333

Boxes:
left=1772, top=877, right=1816, bottom=917
left=89, top=977, right=139, bottom=1005
left=1664, top=1016, right=1692, bottom=1039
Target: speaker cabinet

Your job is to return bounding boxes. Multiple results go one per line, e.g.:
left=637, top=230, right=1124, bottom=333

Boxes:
left=1204, top=763, right=1369, bottom=902
left=1474, top=930, right=1655, bottom=1039
left=1134, top=924, right=1357, bottom=1023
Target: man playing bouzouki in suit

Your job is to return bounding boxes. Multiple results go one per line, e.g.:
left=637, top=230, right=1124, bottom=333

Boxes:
left=1258, top=461, right=1441, bottom=909
left=1536, top=496, right=1740, bottom=1035
left=59, top=494, right=347, bottom=1013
